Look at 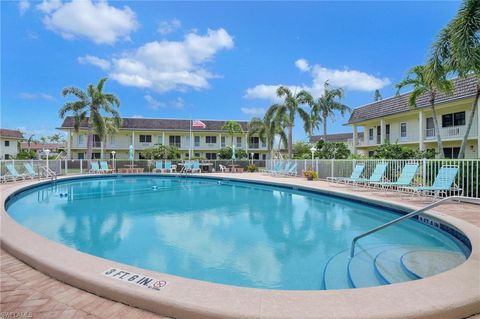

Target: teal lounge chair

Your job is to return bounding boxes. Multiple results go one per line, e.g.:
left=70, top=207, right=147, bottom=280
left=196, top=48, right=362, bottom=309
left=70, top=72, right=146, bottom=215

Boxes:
left=162, top=161, right=174, bottom=173
left=327, top=163, right=365, bottom=184
left=6, top=164, right=27, bottom=181
left=100, top=161, right=113, bottom=173
left=370, top=163, right=419, bottom=189
left=352, top=163, right=388, bottom=186
left=152, top=161, right=163, bottom=173
left=192, top=160, right=201, bottom=173
left=23, top=162, right=40, bottom=179
left=89, top=161, right=102, bottom=174
left=283, top=162, right=298, bottom=176
left=183, top=161, right=193, bottom=173
left=276, top=162, right=292, bottom=176
left=265, top=162, right=281, bottom=174
left=405, top=165, right=461, bottom=199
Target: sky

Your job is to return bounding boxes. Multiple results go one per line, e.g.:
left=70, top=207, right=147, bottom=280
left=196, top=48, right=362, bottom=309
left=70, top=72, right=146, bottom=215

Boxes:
left=1, top=0, right=461, bottom=141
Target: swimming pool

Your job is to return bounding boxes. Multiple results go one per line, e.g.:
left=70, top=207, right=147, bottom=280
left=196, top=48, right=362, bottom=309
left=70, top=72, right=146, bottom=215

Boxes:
left=5, top=175, right=469, bottom=290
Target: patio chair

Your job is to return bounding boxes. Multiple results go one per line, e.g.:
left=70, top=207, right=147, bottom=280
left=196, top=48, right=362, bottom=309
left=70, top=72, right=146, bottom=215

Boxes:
left=162, top=161, right=174, bottom=173
left=182, top=161, right=193, bottom=173
left=277, top=162, right=292, bottom=176
left=89, top=161, right=102, bottom=174
left=369, top=163, right=419, bottom=190
left=23, top=162, right=40, bottom=179
left=219, top=164, right=229, bottom=173
left=267, top=162, right=285, bottom=175
left=352, top=163, right=388, bottom=186
left=5, top=164, right=27, bottom=181
left=100, top=161, right=113, bottom=173
left=327, top=163, right=365, bottom=184
left=404, top=165, right=461, bottom=200
left=152, top=161, right=163, bottom=173
left=191, top=160, right=201, bottom=173
left=283, top=162, right=298, bottom=176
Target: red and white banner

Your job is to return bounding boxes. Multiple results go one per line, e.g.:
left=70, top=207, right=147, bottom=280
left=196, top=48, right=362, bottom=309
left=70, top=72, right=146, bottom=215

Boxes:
left=192, top=120, right=206, bottom=129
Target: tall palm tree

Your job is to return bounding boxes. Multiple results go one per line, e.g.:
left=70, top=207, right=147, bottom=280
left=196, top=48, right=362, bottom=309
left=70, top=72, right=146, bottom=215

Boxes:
left=102, top=117, right=123, bottom=159
left=267, top=86, right=313, bottom=159
left=26, top=134, right=35, bottom=151
left=59, top=77, right=121, bottom=160
left=311, top=81, right=350, bottom=139
left=222, top=120, right=244, bottom=146
left=429, top=0, right=480, bottom=158
left=396, top=65, right=453, bottom=159
left=248, top=113, right=287, bottom=156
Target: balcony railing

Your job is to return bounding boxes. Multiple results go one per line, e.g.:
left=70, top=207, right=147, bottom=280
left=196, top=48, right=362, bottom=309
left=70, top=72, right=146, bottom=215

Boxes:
left=249, top=143, right=259, bottom=149
left=424, top=125, right=476, bottom=140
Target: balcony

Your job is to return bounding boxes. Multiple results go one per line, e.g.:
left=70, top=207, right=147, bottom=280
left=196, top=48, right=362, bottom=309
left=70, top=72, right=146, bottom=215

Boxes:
left=249, top=143, right=259, bottom=149
left=424, top=125, right=477, bottom=140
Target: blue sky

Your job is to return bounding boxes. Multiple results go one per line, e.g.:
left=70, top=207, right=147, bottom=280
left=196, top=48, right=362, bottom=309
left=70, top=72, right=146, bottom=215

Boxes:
left=1, top=1, right=461, bottom=141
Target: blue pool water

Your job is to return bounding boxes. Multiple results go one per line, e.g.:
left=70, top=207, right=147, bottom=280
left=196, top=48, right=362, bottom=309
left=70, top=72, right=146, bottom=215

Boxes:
left=5, top=176, right=469, bottom=290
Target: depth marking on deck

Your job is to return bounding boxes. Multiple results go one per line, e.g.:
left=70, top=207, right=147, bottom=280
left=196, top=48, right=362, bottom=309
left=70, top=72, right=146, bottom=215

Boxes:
left=103, top=268, right=167, bottom=291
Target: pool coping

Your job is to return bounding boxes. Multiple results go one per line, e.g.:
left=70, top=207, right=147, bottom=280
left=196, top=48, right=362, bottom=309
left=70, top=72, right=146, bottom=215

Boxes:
left=1, top=174, right=479, bottom=319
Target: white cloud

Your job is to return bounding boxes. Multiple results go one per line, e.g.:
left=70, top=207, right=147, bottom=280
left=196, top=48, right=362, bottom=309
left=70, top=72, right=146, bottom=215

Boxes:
left=19, top=0, right=30, bottom=15
left=295, top=59, right=310, bottom=72
left=85, top=28, right=233, bottom=93
left=131, top=114, right=144, bottom=118
left=157, top=19, right=181, bottom=35
left=241, top=107, right=266, bottom=116
left=19, top=92, right=55, bottom=101
left=145, top=95, right=185, bottom=110
left=78, top=55, right=111, bottom=70
left=246, top=59, right=390, bottom=100
left=38, top=0, right=138, bottom=44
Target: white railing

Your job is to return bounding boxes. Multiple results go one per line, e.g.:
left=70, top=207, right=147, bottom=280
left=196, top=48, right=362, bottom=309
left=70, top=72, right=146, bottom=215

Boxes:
left=424, top=125, right=478, bottom=140
left=266, top=159, right=479, bottom=198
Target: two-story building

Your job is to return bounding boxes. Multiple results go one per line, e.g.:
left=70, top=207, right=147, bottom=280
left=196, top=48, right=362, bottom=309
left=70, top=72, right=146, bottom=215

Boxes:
left=59, top=117, right=270, bottom=160
left=0, top=129, right=23, bottom=159
left=346, top=76, right=479, bottom=158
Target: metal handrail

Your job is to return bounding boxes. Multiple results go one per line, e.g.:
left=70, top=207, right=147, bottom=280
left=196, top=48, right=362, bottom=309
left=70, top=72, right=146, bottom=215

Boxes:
left=350, top=196, right=480, bottom=258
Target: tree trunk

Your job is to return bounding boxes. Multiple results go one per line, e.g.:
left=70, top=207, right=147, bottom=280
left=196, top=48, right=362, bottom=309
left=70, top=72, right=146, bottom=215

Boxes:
left=430, top=97, right=445, bottom=159
left=323, top=114, right=328, bottom=139
left=288, top=125, right=293, bottom=159
left=458, top=83, right=480, bottom=159
left=86, top=119, right=93, bottom=160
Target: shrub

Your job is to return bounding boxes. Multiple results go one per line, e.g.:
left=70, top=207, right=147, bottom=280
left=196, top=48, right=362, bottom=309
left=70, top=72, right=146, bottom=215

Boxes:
left=218, top=147, right=248, bottom=159
left=314, top=140, right=350, bottom=159
left=246, top=164, right=258, bottom=172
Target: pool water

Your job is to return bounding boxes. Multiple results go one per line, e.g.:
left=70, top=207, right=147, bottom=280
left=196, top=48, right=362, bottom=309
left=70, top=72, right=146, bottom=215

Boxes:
left=5, top=176, right=469, bottom=290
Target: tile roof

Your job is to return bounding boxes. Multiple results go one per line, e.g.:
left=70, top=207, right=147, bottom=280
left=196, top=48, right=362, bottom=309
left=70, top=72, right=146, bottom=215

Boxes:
left=310, top=132, right=364, bottom=143
left=348, top=75, right=478, bottom=124
left=60, top=117, right=250, bottom=132
left=0, top=129, right=23, bottom=139
left=20, top=142, right=65, bottom=150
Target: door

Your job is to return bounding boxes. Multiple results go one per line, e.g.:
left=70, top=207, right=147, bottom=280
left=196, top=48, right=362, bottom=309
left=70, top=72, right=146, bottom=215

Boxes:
left=376, top=126, right=381, bottom=144
left=426, top=117, right=435, bottom=138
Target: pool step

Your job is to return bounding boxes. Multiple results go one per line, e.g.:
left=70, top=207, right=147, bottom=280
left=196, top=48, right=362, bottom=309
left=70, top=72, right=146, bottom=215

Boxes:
left=401, top=250, right=466, bottom=279
left=323, top=250, right=352, bottom=290
left=374, top=246, right=419, bottom=284
left=348, top=245, right=394, bottom=288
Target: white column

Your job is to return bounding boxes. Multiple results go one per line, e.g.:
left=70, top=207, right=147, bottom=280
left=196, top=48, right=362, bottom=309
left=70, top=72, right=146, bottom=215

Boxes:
left=419, top=110, right=425, bottom=151
left=477, top=99, right=480, bottom=158
left=218, top=133, right=221, bottom=149
left=380, top=119, right=385, bottom=144
left=162, top=132, right=165, bottom=145
left=245, top=133, right=248, bottom=152
left=352, top=125, right=358, bottom=155
left=67, top=130, right=71, bottom=159
left=132, top=131, right=135, bottom=159
left=100, top=141, right=104, bottom=159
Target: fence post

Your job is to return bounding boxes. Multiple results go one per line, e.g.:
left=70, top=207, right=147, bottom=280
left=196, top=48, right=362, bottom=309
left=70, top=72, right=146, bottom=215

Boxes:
left=65, top=158, right=68, bottom=175
left=422, top=158, right=427, bottom=185
left=80, top=159, right=83, bottom=174
left=331, top=158, right=334, bottom=178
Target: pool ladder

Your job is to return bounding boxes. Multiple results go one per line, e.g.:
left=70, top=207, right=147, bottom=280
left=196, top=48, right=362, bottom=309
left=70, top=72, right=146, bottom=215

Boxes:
left=350, top=196, right=480, bottom=258
left=40, top=166, right=57, bottom=182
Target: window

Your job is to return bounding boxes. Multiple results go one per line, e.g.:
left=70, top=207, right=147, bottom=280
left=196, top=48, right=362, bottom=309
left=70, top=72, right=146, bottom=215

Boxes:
left=368, top=128, right=374, bottom=141
left=368, top=151, right=375, bottom=158
left=261, top=140, right=266, bottom=147
left=169, top=136, right=181, bottom=148
left=249, top=137, right=259, bottom=148
left=443, top=147, right=460, bottom=159
left=78, top=134, right=85, bottom=146
left=139, top=135, right=152, bottom=143
left=426, top=117, right=435, bottom=137
left=194, top=136, right=200, bottom=147
left=92, top=152, right=101, bottom=159
left=206, top=153, right=217, bottom=160
left=221, top=136, right=226, bottom=147
left=385, top=124, right=390, bottom=142
left=236, top=136, right=242, bottom=147
left=205, top=136, right=217, bottom=144
left=194, top=153, right=200, bottom=157
left=157, top=135, right=163, bottom=145
left=93, top=134, right=101, bottom=147
left=4, top=141, right=9, bottom=147
left=442, top=111, right=466, bottom=127
left=262, top=154, right=267, bottom=160
left=400, top=123, right=407, bottom=140
left=5, top=154, right=10, bottom=159
left=78, top=153, right=84, bottom=160
left=109, top=135, right=116, bottom=146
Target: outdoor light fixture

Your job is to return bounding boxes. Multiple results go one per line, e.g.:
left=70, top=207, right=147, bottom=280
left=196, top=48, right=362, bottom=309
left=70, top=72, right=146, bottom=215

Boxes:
left=310, top=147, right=316, bottom=161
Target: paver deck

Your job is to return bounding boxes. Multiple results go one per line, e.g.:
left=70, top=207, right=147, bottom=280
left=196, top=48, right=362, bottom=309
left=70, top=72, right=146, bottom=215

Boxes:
left=0, top=173, right=478, bottom=318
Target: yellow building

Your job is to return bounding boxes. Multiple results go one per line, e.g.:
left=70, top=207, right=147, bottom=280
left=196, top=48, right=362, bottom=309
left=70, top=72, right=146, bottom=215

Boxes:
left=347, top=76, right=479, bottom=158
left=0, top=129, right=23, bottom=160
left=59, top=117, right=269, bottom=160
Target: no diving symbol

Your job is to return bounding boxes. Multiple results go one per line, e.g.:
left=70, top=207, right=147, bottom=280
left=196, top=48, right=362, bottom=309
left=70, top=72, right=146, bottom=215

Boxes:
left=153, top=280, right=167, bottom=290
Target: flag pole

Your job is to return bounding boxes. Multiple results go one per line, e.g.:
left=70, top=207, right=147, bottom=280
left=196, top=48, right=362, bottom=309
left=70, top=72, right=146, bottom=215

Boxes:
left=189, top=118, right=192, bottom=160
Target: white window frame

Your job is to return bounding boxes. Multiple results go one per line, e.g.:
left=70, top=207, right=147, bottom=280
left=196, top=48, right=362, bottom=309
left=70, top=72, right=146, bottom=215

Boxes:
left=109, top=135, right=116, bottom=146
left=368, top=128, right=374, bottom=141
left=400, top=122, right=408, bottom=142
left=236, top=136, right=242, bottom=147
left=194, top=136, right=200, bottom=147
left=78, top=134, right=85, bottom=146
left=221, top=136, right=226, bottom=147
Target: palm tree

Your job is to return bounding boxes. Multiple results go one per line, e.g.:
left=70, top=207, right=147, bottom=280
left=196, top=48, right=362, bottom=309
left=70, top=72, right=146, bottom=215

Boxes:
left=396, top=65, right=453, bottom=159
left=222, top=120, right=244, bottom=147
left=26, top=134, right=35, bottom=151
left=267, top=86, right=313, bottom=159
left=374, top=89, right=383, bottom=101
left=39, top=136, right=48, bottom=146
left=429, top=0, right=480, bottom=158
left=59, top=77, right=121, bottom=160
left=247, top=113, right=287, bottom=156
left=311, top=81, right=350, bottom=139
left=102, top=117, right=123, bottom=158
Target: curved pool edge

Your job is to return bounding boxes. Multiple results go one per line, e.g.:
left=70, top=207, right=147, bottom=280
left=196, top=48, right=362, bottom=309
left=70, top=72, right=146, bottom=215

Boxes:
left=1, top=174, right=479, bottom=319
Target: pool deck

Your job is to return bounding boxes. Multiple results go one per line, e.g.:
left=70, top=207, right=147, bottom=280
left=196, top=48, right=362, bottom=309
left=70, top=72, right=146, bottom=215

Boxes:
left=1, top=173, right=479, bottom=319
